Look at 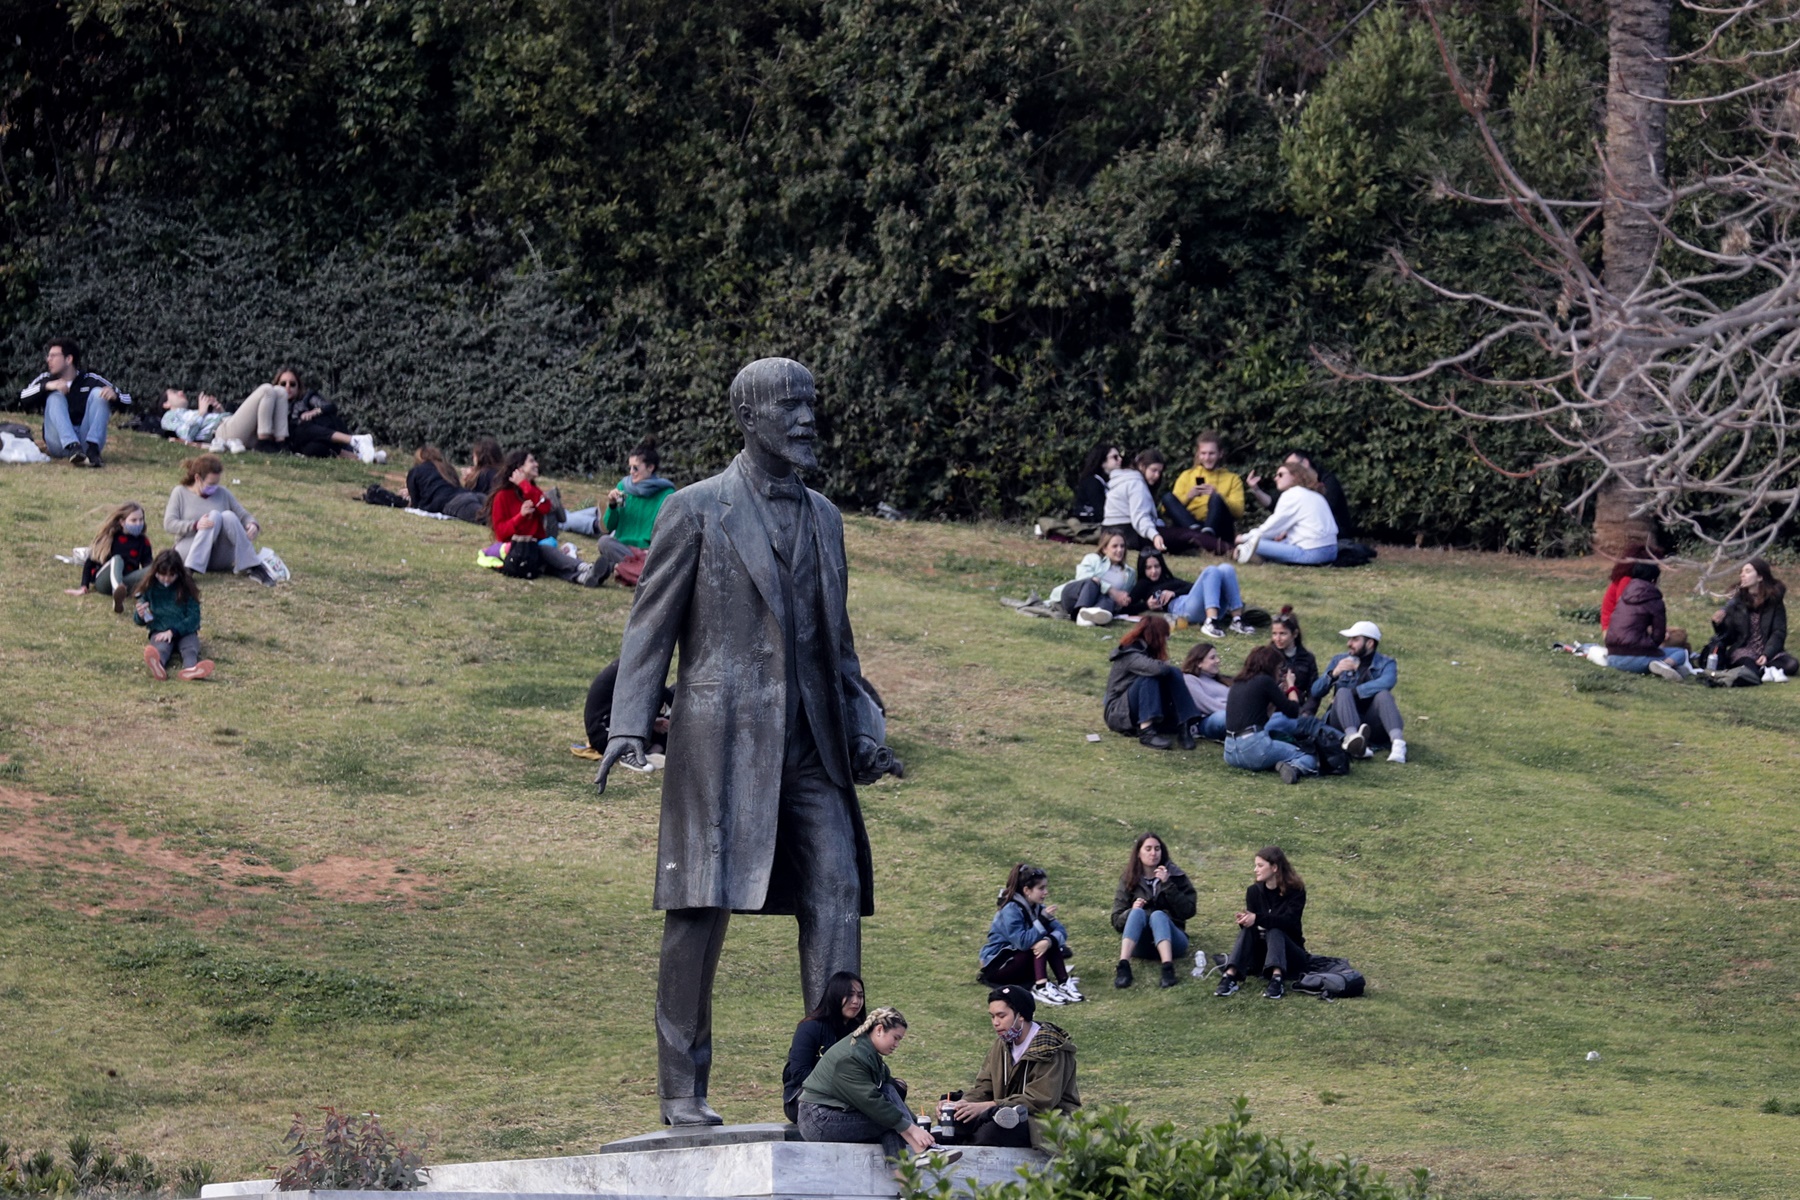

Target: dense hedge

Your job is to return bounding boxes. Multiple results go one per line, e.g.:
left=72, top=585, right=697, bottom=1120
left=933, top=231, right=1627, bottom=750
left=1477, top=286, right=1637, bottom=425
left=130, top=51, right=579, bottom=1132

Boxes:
left=0, top=0, right=1612, bottom=550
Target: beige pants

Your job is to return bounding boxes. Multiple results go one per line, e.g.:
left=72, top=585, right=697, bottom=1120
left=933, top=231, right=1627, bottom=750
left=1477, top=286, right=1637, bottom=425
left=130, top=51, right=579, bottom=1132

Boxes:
left=217, top=383, right=290, bottom=444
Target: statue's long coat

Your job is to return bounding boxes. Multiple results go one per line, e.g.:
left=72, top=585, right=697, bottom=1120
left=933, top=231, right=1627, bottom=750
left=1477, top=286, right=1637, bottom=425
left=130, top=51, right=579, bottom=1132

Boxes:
left=609, top=453, right=877, bottom=916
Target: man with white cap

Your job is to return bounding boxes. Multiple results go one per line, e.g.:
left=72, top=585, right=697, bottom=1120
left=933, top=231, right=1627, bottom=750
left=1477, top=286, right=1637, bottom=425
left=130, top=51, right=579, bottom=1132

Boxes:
left=1309, top=620, right=1407, bottom=763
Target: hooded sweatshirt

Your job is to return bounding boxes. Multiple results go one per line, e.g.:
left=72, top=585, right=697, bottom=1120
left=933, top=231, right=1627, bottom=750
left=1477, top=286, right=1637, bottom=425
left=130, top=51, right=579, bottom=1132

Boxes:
left=1103, top=643, right=1172, bottom=734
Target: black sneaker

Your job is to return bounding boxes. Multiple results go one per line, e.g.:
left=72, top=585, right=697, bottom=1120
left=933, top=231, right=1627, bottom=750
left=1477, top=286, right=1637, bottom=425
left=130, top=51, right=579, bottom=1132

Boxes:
left=1114, top=959, right=1133, bottom=989
left=1215, top=974, right=1239, bottom=997
left=1277, top=761, right=1302, bottom=784
left=1264, top=975, right=1285, bottom=1000
left=66, top=445, right=87, bottom=466
left=1139, top=730, right=1172, bottom=750
left=84, top=441, right=103, bottom=468
left=1159, top=962, right=1178, bottom=988
left=1178, top=721, right=1198, bottom=751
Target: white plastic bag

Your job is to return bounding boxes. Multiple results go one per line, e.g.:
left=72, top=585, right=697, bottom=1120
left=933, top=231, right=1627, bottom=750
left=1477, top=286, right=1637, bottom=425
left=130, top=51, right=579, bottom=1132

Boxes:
left=257, top=547, right=291, bottom=583
left=1584, top=645, right=1609, bottom=667
left=0, top=432, right=50, bottom=464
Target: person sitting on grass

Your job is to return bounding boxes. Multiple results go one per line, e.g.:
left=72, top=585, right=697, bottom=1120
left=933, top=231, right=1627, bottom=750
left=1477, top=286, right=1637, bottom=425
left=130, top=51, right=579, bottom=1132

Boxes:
left=1036, top=442, right=1119, bottom=542
left=1102, top=449, right=1205, bottom=554
left=405, top=445, right=486, bottom=523
left=1700, top=558, right=1799, bottom=683
left=483, top=449, right=599, bottom=587
left=1591, top=561, right=1692, bottom=683
left=1124, top=551, right=1190, bottom=618
left=212, top=368, right=295, bottom=453
left=20, top=338, right=125, bottom=467
left=283, top=376, right=379, bottom=462
left=163, top=454, right=274, bottom=583
left=1179, top=642, right=1230, bottom=741
left=1110, top=832, right=1197, bottom=990
left=782, top=971, right=868, bottom=1123
left=1223, top=645, right=1328, bottom=784
left=1164, top=431, right=1247, bottom=554
left=1168, top=561, right=1251, bottom=637
left=1235, top=460, right=1337, bottom=566
left=66, top=501, right=153, bottom=610
left=1049, top=531, right=1134, bottom=625
left=1270, top=608, right=1321, bottom=712
left=978, top=863, right=1082, bottom=1007
left=133, top=549, right=214, bottom=681
left=576, top=658, right=672, bottom=764
left=950, top=984, right=1081, bottom=1149
left=564, top=439, right=676, bottom=548
left=796, top=1007, right=952, bottom=1165
left=1214, top=846, right=1308, bottom=1000
left=1103, top=615, right=1204, bottom=751
left=463, top=435, right=505, bottom=494
left=1311, top=620, right=1408, bottom=763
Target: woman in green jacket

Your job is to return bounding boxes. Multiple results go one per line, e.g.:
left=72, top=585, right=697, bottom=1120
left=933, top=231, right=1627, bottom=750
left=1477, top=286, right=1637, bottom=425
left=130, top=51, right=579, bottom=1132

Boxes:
left=133, top=550, right=214, bottom=681
left=797, top=1007, right=938, bottom=1161
left=563, top=439, right=676, bottom=548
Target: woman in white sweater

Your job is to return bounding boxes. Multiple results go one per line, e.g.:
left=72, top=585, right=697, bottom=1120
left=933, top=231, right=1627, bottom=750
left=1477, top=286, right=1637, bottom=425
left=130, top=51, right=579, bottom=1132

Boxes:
left=1236, top=461, right=1337, bottom=566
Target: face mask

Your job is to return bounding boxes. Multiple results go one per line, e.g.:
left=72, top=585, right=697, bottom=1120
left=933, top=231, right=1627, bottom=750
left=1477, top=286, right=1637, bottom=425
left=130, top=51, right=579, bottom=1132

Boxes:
left=123, top=522, right=145, bottom=536
left=200, top=484, right=219, bottom=497
left=998, top=1021, right=1027, bottom=1045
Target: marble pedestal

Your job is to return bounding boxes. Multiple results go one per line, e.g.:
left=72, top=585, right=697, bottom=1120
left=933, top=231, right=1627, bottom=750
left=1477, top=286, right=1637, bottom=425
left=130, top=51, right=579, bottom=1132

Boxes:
left=203, top=1123, right=1045, bottom=1200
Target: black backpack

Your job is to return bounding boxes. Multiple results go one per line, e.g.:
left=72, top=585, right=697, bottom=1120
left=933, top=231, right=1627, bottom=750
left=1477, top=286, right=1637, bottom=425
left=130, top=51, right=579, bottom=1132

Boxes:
left=1295, top=962, right=1365, bottom=999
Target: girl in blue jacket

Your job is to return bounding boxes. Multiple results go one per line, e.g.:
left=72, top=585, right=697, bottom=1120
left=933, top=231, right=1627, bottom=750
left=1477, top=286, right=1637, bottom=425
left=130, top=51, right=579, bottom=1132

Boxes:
left=979, top=863, right=1082, bottom=1007
left=133, top=550, right=214, bottom=681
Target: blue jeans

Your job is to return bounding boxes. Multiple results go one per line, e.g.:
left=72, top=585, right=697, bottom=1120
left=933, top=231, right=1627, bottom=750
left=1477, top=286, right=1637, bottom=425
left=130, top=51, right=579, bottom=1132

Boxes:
left=44, top=391, right=111, bottom=452
left=1121, top=907, right=1190, bottom=960
left=562, top=507, right=600, bottom=536
left=1585, top=646, right=1692, bottom=675
left=1254, top=538, right=1337, bottom=565
left=1224, top=729, right=1316, bottom=775
left=1170, top=564, right=1241, bottom=623
left=1198, top=711, right=1226, bottom=740
left=1129, top=668, right=1203, bottom=732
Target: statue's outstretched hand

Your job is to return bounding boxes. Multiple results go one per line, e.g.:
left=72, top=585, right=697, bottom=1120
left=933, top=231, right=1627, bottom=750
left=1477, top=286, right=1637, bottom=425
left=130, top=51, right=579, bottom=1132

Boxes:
left=595, top=735, right=650, bottom=793
left=853, top=735, right=904, bottom=785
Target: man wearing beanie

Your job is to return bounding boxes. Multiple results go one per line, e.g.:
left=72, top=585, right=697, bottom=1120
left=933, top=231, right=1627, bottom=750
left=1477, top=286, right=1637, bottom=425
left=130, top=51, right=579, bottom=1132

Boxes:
left=950, top=985, right=1081, bottom=1148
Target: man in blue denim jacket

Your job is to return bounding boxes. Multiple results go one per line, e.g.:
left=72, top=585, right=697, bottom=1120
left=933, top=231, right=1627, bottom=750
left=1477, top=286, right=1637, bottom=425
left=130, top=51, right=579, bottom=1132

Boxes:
left=1310, top=620, right=1407, bottom=764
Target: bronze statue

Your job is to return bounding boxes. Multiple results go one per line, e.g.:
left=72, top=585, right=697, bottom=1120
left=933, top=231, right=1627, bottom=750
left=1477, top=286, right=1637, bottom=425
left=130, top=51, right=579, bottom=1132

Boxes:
left=597, top=358, right=900, bottom=1127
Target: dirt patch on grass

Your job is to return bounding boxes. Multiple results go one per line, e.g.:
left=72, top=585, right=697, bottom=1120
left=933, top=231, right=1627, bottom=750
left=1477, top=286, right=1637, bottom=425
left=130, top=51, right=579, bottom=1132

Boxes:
left=0, top=785, right=432, bottom=921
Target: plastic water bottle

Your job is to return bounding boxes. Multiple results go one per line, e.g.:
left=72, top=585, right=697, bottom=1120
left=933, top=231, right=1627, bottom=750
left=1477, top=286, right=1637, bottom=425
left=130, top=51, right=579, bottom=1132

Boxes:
left=1707, top=651, right=1719, bottom=671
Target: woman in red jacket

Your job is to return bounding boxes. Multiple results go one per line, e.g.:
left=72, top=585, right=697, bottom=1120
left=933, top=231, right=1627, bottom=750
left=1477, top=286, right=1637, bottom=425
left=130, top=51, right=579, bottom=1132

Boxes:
left=483, top=449, right=598, bottom=586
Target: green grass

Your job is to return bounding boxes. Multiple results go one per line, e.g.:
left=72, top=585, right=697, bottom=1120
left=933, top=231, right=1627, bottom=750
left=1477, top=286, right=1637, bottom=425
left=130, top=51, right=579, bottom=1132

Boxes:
left=1, top=422, right=1797, bottom=1197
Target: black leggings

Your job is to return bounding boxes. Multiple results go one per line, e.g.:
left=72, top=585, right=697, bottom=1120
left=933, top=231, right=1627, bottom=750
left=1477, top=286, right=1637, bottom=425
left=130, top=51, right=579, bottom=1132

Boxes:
left=1226, top=927, right=1301, bottom=979
left=981, top=946, right=1069, bottom=987
left=956, top=1110, right=1031, bottom=1147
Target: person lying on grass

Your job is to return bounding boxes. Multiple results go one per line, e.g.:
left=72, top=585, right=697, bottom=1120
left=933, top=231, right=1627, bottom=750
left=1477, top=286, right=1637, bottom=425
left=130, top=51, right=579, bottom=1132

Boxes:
left=1110, top=831, right=1197, bottom=990
left=1214, top=846, right=1307, bottom=1000
left=66, top=501, right=152, bottom=609
left=133, top=549, right=214, bottom=681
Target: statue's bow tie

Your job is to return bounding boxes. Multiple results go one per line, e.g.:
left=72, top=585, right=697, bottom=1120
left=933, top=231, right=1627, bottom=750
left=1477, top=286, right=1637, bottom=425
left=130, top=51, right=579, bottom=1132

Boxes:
left=765, top=476, right=805, bottom=501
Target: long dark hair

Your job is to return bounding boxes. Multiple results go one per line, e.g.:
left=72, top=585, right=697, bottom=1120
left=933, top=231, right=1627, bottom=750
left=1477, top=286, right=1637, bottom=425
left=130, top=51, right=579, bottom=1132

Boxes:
left=998, top=862, right=1047, bottom=907
left=1180, top=641, right=1220, bottom=677
left=136, top=549, right=201, bottom=604
left=800, top=971, right=865, bottom=1038
left=1256, top=845, right=1305, bottom=896
left=1734, top=557, right=1786, bottom=609
left=479, top=448, right=533, bottom=522
left=1078, top=441, right=1118, bottom=483
left=1121, top=832, right=1177, bottom=891
left=1120, top=614, right=1171, bottom=660
left=414, top=444, right=461, bottom=487
left=463, top=435, right=504, bottom=489
left=1233, top=643, right=1284, bottom=684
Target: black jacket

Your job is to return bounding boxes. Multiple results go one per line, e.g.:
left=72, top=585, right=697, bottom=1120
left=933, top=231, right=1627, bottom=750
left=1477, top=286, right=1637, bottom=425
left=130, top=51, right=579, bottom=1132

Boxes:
left=1071, top=473, right=1108, bottom=523
left=1711, top=593, right=1788, bottom=663
left=781, top=1015, right=850, bottom=1121
left=406, top=463, right=476, bottom=515
left=1244, top=881, right=1306, bottom=949
left=1225, top=673, right=1298, bottom=735
left=1126, top=552, right=1191, bottom=615
left=1110, top=864, right=1198, bottom=932
left=80, top=532, right=153, bottom=589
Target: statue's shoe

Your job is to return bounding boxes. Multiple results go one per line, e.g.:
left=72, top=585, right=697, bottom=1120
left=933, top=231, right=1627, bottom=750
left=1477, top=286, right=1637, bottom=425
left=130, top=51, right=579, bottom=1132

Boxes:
left=660, top=1096, right=724, bottom=1126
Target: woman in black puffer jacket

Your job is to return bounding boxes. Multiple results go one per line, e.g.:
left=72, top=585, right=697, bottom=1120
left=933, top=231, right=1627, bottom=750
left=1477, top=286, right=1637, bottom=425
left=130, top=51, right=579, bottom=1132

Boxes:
left=1600, top=561, right=1693, bottom=680
left=1703, top=559, right=1799, bottom=681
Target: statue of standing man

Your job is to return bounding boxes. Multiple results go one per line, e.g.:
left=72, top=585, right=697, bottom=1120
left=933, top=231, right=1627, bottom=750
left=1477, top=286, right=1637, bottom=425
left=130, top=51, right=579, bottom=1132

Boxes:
left=597, top=358, right=900, bottom=1126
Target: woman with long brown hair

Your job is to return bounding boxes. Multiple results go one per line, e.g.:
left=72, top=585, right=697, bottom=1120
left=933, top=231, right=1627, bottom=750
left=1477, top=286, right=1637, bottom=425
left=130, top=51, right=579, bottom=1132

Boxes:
left=1222, top=644, right=1318, bottom=783
left=1235, top=460, right=1337, bottom=566
left=1703, top=558, right=1799, bottom=681
left=978, top=863, right=1081, bottom=1006
left=1109, top=832, right=1197, bottom=989
left=1214, top=846, right=1307, bottom=1000
left=65, top=501, right=153, bottom=608
left=405, top=445, right=486, bottom=523
left=1101, top=615, right=1204, bottom=750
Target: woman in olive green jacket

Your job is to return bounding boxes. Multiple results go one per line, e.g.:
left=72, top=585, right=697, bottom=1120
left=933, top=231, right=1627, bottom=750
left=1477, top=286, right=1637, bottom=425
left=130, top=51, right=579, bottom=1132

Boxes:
left=797, top=1007, right=936, bottom=1161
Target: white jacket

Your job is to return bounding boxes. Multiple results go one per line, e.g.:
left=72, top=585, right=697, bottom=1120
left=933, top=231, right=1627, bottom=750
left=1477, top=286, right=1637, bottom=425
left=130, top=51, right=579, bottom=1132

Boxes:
left=1252, top=485, right=1337, bottom=551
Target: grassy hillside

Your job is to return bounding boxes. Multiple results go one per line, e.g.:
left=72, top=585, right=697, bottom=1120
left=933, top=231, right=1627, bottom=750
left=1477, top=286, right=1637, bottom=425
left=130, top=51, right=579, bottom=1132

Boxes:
left=0, top=423, right=1796, bottom=1199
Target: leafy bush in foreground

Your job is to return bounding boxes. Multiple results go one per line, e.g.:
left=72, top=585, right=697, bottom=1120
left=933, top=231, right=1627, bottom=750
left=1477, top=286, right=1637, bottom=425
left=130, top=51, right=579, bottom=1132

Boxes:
left=898, top=1101, right=1429, bottom=1200
left=277, top=1109, right=426, bottom=1192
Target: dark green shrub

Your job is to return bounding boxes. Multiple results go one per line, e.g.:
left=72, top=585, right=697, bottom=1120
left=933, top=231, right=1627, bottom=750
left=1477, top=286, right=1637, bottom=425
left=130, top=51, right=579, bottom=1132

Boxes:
left=897, top=1101, right=1429, bottom=1200
left=277, top=1108, right=426, bottom=1192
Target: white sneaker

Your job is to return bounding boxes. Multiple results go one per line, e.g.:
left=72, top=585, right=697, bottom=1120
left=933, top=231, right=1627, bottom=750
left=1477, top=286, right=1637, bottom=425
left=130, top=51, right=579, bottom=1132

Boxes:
left=1234, top=532, right=1259, bottom=564
left=1388, top=738, right=1408, bottom=764
left=372, top=449, right=388, bottom=464
left=1228, top=618, right=1254, bottom=635
left=1199, top=620, right=1224, bottom=639
left=350, top=433, right=377, bottom=463
left=1030, top=982, right=1066, bottom=1006
left=1057, top=977, right=1085, bottom=1002
left=1647, top=660, right=1683, bottom=682
left=1076, top=607, right=1113, bottom=626
left=225, top=438, right=246, bottom=454
left=1342, top=724, right=1368, bottom=758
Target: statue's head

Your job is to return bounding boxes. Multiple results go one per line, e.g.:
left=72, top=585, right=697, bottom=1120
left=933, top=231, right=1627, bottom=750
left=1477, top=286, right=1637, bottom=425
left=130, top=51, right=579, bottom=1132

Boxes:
left=731, top=357, right=818, bottom=474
